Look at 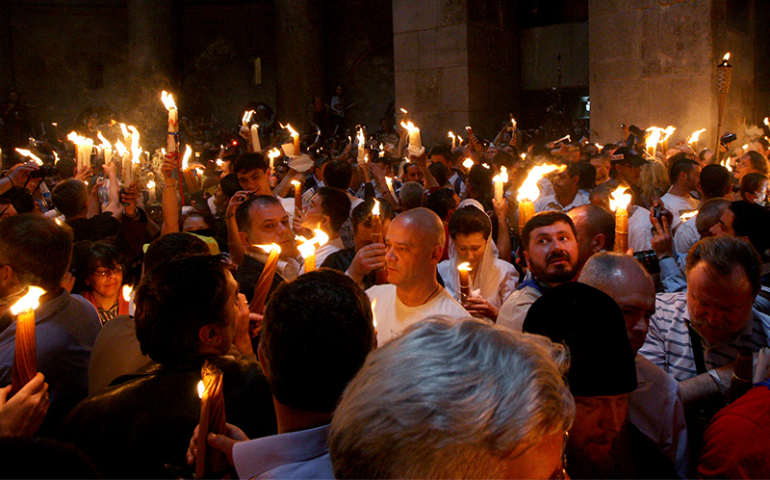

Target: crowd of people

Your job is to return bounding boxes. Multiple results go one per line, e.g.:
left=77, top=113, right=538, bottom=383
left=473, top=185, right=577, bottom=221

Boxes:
left=1, top=96, right=770, bottom=479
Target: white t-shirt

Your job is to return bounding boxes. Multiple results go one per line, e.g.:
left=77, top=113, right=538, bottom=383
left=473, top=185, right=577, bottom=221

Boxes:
left=366, top=284, right=469, bottom=345
left=629, top=206, right=653, bottom=254
left=660, top=193, right=699, bottom=231
left=534, top=191, right=590, bottom=213
left=673, top=216, right=699, bottom=257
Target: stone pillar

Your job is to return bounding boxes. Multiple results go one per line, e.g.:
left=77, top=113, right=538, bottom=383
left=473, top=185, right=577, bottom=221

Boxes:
left=274, top=0, right=324, bottom=131
left=393, top=0, right=519, bottom=147
left=0, top=1, right=14, bottom=93
left=589, top=0, right=757, bottom=148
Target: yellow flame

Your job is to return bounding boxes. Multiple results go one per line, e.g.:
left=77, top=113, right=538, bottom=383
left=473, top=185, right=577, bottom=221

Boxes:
left=216, top=159, right=223, bottom=167
left=457, top=262, right=472, bottom=272
left=197, top=380, right=205, bottom=398
left=687, top=128, right=706, bottom=144
left=609, top=186, right=632, bottom=212
left=119, top=123, right=130, bottom=140
left=54, top=218, right=63, bottom=226
left=267, top=148, right=282, bottom=160
left=254, top=243, right=281, bottom=254
left=723, top=52, right=730, bottom=62
left=721, top=157, right=732, bottom=172
left=97, top=131, right=111, bottom=149
left=15, top=148, right=43, bottom=165
left=182, top=145, right=193, bottom=170
left=448, top=131, right=455, bottom=140
left=517, top=164, right=565, bottom=202
left=400, top=121, right=419, bottom=135
left=66, top=131, right=91, bottom=147
left=764, top=117, right=769, bottom=127
left=285, top=124, right=298, bottom=138
left=242, top=110, right=254, bottom=124
left=457, top=134, right=463, bottom=144
left=10, top=286, right=46, bottom=315
left=371, top=298, right=377, bottom=329
left=357, top=127, right=365, bottom=146
left=291, top=179, right=301, bottom=187
left=385, top=176, right=393, bottom=188
left=679, top=210, right=698, bottom=222
left=296, top=229, right=330, bottom=259
left=493, top=166, right=508, bottom=184
left=372, top=199, right=380, bottom=216
left=115, top=141, right=128, bottom=157
left=147, top=179, right=156, bottom=189
left=161, top=90, right=176, bottom=111
left=122, top=285, right=133, bottom=302
left=660, top=126, right=676, bottom=143
left=400, top=108, right=408, bottom=115
left=462, top=158, right=474, bottom=169
left=646, top=127, right=663, bottom=151
left=594, top=143, right=602, bottom=149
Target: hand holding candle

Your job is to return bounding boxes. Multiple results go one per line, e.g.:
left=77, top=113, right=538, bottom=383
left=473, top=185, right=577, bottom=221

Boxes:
left=195, top=361, right=227, bottom=479
left=249, top=244, right=281, bottom=315
left=161, top=91, right=178, bottom=155
left=10, top=287, right=46, bottom=395
left=493, top=167, right=508, bottom=205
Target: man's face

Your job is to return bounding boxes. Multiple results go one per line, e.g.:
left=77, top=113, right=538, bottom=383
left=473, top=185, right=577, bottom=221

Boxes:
left=567, top=210, right=597, bottom=268
left=243, top=202, right=294, bottom=257
left=709, top=208, right=736, bottom=237
left=687, top=262, right=755, bottom=345
left=237, top=168, right=271, bottom=195
left=616, top=163, right=641, bottom=186
left=453, top=232, right=487, bottom=270
left=303, top=193, right=328, bottom=230
left=745, top=181, right=768, bottom=205
left=734, top=154, right=756, bottom=181
left=384, top=218, right=437, bottom=288
left=524, top=221, right=579, bottom=286
left=354, top=218, right=391, bottom=251
left=551, top=171, right=578, bottom=198
left=569, top=395, right=628, bottom=462
left=685, top=166, right=701, bottom=191
left=596, top=272, right=656, bottom=355
left=405, top=165, right=423, bottom=185
left=502, top=430, right=566, bottom=479
left=590, top=158, right=610, bottom=181
left=429, top=154, right=451, bottom=170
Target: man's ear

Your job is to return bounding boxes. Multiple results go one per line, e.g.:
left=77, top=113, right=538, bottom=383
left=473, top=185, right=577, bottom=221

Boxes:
left=239, top=231, right=249, bottom=247
left=592, top=233, right=606, bottom=253
left=256, top=342, right=271, bottom=380
left=523, top=250, right=531, bottom=268
left=431, top=244, right=444, bottom=263
left=198, top=323, right=224, bottom=349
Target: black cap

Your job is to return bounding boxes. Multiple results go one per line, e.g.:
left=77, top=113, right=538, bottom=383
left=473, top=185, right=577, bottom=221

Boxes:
left=523, top=283, right=637, bottom=397
left=611, top=147, right=647, bottom=167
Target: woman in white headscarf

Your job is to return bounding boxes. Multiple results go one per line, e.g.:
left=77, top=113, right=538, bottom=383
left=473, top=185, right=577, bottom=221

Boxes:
left=438, top=199, right=519, bottom=321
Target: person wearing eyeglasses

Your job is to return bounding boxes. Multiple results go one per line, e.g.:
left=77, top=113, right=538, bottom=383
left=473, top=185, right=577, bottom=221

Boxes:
left=72, top=240, right=128, bottom=325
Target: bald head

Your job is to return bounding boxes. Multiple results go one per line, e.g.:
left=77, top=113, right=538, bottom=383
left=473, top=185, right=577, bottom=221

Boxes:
left=391, top=207, right=446, bottom=248
left=568, top=205, right=615, bottom=268
left=578, top=252, right=656, bottom=354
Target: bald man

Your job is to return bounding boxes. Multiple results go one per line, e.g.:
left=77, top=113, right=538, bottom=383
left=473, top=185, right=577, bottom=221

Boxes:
left=366, top=208, right=468, bottom=345
left=579, top=253, right=691, bottom=478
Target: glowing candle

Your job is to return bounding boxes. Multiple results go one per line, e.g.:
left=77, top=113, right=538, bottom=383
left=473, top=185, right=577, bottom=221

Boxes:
left=462, top=158, right=474, bottom=170
left=448, top=131, right=456, bottom=149
left=14, top=149, right=43, bottom=165
left=291, top=179, right=302, bottom=215
left=610, top=186, right=632, bottom=253
left=517, top=164, right=564, bottom=232
left=357, top=126, right=366, bottom=163
left=122, top=285, right=133, bottom=303
left=115, top=141, right=131, bottom=185
left=196, top=362, right=227, bottom=479
left=493, top=166, right=508, bottom=204
left=161, top=91, right=178, bottom=155
left=285, top=124, right=299, bottom=156
left=97, top=132, right=112, bottom=164
left=146, top=179, right=157, bottom=204
left=384, top=176, right=397, bottom=201
left=457, top=262, right=471, bottom=301
left=679, top=210, right=698, bottom=223
left=297, top=229, right=329, bottom=273
left=687, top=129, right=706, bottom=151
left=370, top=200, right=387, bottom=285
left=10, top=287, right=46, bottom=394
left=249, top=244, right=281, bottom=315
left=180, top=145, right=199, bottom=193
left=67, top=132, right=93, bottom=172
left=646, top=127, right=662, bottom=159
left=400, top=120, right=422, bottom=156
left=660, top=126, right=676, bottom=155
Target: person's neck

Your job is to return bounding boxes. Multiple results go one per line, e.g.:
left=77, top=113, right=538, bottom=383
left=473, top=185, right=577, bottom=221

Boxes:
left=273, top=398, right=332, bottom=434
left=90, top=289, right=118, bottom=310
left=596, top=175, right=610, bottom=184
left=40, top=287, right=64, bottom=304
left=668, top=183, right=692, bottom=198
left=556, top=189, right=578, bottom=207
left=396, top=278, right=441, bottom=307
left=66, top=211, right=88, bottom=222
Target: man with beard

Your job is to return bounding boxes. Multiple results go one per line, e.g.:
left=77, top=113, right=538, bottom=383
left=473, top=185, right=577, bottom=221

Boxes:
left=534, top=163, right=590, bottom=213
left=498, top=211, right=579, bottom=331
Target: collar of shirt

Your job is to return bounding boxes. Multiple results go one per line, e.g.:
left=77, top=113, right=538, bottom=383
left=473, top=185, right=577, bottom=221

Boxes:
left=233, top=424, right=331, bottom=479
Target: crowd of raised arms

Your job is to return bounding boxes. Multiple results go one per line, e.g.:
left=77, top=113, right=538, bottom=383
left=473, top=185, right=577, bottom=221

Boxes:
left=1, top=88, right=770, bottom=479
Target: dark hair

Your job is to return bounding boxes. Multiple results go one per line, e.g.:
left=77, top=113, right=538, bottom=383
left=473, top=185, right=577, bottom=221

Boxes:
left=448, top=205, right=492, bottom=240
left=745, top=151, right=770, bottom=175
left=728, top=200, right=770, bottom=254
left=233, top=152, right=268, bottom=175
left=428, top=145, right=452, bottom=162
left=55, top=158, right=76, bottom=179
left=493, top=151, right=514, bottom=170
left=71, top=240, right=124, bottom=294
left=700, top=164, right=732, bottom=199
left=324, top=159, right=354, bottom=190
left=351, top=198, right=395, bottom=233
left=669, top=157, right=699, bottom=184
left=143, top=232, right=210, bottom=273
left=220, top=173, right=241, bottom=198
left=750, top=137, right=770, bottom=151
left=135, top=255, right=235, bottom=363
left=315, top=186, right=351, bottom=233
left=0, top=214, right=73, bottom=292
left=687, top=236, right=761, bottom=296
left=51, top=179, right=88, bottom=218
left=740, top=173, right=768, bottom=197
left=425, top=188, right=457, bottom=221
left=522, top=211, right=577, bottom=250
left=467, top=164, right=493, bottom=194
left=180, top=208, right=216, bottom=231
left=428, top=162, right=449, bottom=187
left=260, top=269, right=375, bottom=412
left=235, top=195, right=282, bottom=234
left=577, top=162, right=597, bottom=190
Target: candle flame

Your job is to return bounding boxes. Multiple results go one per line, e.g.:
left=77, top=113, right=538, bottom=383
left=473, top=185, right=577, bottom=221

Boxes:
left=182, top=145, right=193, bottom=170
left=216, top=159, right=224, bottom=167
left=97, top=131, right=111, bottom=149
left=161, top=90, right=177, bottom=111
left=115, top=140, right=128, bottom=157
left=517, top=164, right=565, bottom=202
left=10, top=286, right=46, bottom=315
left=296, top=229, right=330, bottom=259
left=723, top=52, right=730, bottom=62
left=197, top=380, right=205, bottom=399
left=66, top=131, right=92, bottom=147
left=54, top=218, right=63, bottom=226
left=267, top=148, right=282, bottom=160
left=764, top=117, right=769, bottom=127
left=679, top=210, right=698, bottom=222
left=285, top=123, right=298, bottom=137
left=462, top=158, right=474, bottom=169
left=385, top=176, right=393, bottom=188
left=493, top=166, right=508, bottom=184
left=594, top=143, right=602, bottom=150
left=609, top=186, right=632, bottom=212
left=254, top=244, right=281, bottom=254
left=687, top=128, right=706, bottom=144
left=242, top=110, right=254, bottom=124
left=147, top=179, right=156, bottom=189
left=400, top=108, right=408, bottom=115
left=457, top=262, right=472, bottom=272
left=119, top=123, right=130, bottom=140
left=400, top=121, right=419, bottom=135
left=291, top=179, right=301, bottom=188
left=371, top=298, right=377, bottom=329
left=122, top=284, right=133, bottom=302
left=372, top=199, right=380, bottom=216
left=14, top=148, right=43, bottom=165
left=457, top=134, right=463, bottom=144
left=357, top=127, right=365, bottom=146
left=660, top=126, right=676, bottom=143
left=646, top=127, right=663, bottom=151
left=721, top=157, right=732, bottom=172
left=448, top=131, right=455, bottom=139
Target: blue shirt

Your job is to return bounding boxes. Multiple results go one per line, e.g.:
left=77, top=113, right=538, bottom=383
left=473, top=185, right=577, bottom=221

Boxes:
left=233, top=424, right=335, bottom=479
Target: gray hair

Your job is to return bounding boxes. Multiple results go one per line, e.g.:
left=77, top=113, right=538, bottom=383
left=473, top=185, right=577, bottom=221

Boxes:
left=329, top=317, right=574, bottom=479
left=577, top=251, right=650, bottom=291
left=399, top=181, right=425, bottom=210
left=695, top=198, right=730, bottom=236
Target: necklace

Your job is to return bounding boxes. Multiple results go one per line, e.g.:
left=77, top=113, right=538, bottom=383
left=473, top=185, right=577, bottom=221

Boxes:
left=422, top=284, right=442, bottom=305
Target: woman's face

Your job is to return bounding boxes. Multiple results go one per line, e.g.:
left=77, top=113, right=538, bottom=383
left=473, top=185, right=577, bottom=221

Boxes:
left=453, top=232, right=487, bottom=270
left=182, top=215, right=209, bottom=232
left=87, top=263, right=124, bottom=298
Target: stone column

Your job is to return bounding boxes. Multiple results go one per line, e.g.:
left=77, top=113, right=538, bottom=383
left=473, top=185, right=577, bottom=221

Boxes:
left=0, top=1, right=14, bottom=93
left=274, top=0, right=324, bottom=132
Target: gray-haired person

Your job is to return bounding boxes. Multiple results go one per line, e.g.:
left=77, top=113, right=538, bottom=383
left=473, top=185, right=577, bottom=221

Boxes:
left=330, top=317, right=575, bottom=479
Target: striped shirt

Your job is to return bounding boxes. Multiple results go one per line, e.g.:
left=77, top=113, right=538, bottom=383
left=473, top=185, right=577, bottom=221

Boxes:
left=639, top=292, right=770, bottom=382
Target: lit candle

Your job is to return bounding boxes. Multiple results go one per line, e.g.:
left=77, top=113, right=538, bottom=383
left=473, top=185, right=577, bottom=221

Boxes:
left=285, top=124, right=299, bottom=156
left=687, top=129, right=706, bottom=151
left=493, top=166, right=508, bottom=204
left=369, top=200, right=387, bottom=285
left=115, top=140, right=131, bottom=185
left=249, top=244, right=281, bottom=315
left=122, top=285, right=133, bottom=303
left=267, top=148, right=281, bottom=175
left=14, top=149, right=43, bottom=165
left=357, top=126, right=366, bottom=163
left=448, top=131, right=456, bottom=149
left=67, top=132, right=93, bottom=173
left=715, top=53, right=732, bottom=154
left=196, top=362, right=227, bottom=479
left=646, top=127, right=662, bottom=159
left=371, top=298, right=378, bottom=343
left=243, top=110, right=261, bottom=153
left=400, top=120, right=422, bottom=156
left=462, top=158, right=474, bottom=170
left=297, top=229, right=329, bottom=273
left=146, top=179, right=157, bottom=204
left=291, top=179, right=302, bottom=215
left=129, top=126, right=143, bottom=185
left=10, top=286, right=46, bottom=394
left=679, top=210, right=698, bottom=223
left=457, top=262, right=471, bottom=301
left=516, top=164, right=563, bottom=232
left=97, top=132, right=112, bottom=164
left=610, top=186, right=632, bottom=253
left=161, top=91, right=178, bottom=155
left=181, top=145, right=200, bottom=193
left=384, top=176, right=397, bottom=202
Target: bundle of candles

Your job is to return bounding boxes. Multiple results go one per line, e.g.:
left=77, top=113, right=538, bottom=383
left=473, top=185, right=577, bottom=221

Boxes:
left=610, top=186, right=632, bottom=253
left=369, top=200, right=387, bottom=285
left=517, top=164, right=564, bottom=232
left=249, top=244, right=281, bottom=315
left=196, top=361, right=227, bottom=479
left=10, top=287, right=46, bottom=394
left=297, top=230, right=330, bottom=273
